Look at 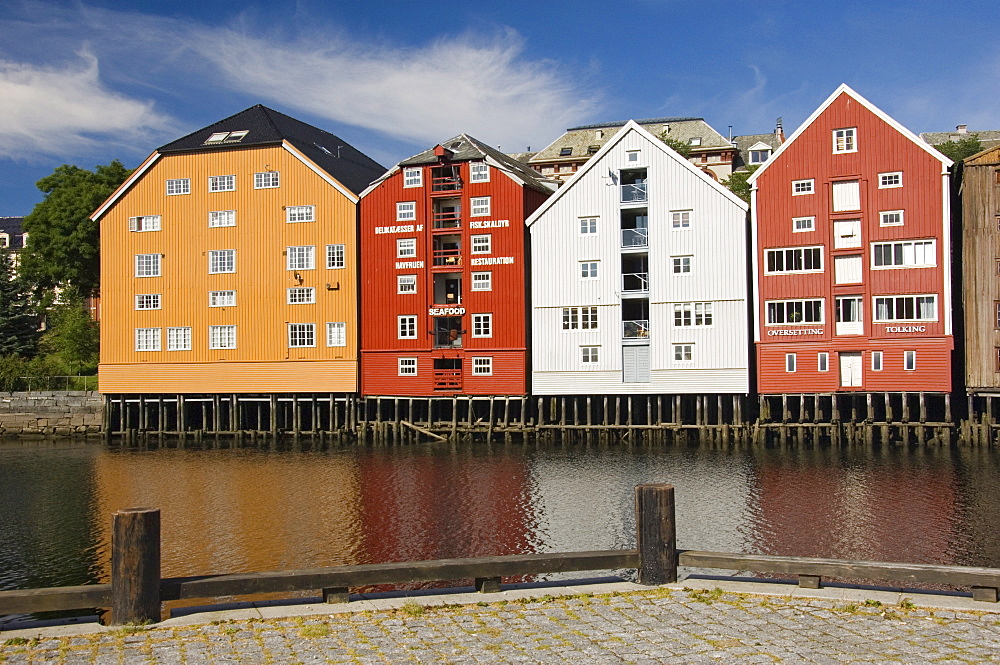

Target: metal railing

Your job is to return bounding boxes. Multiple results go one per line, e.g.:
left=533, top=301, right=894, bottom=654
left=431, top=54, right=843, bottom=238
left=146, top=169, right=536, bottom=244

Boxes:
left=621, top=228, right=648, bottom=248
left=621, top=183, right=647, bottom=203
left=10, top=375, right=98, bottom=392
left=623, top=320, right=650, bottom=339
left=622, top=272, right=649, bottom=293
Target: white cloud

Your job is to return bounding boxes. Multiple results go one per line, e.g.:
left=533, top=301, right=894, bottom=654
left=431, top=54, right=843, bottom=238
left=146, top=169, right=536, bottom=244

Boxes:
left=0, top=49, right=178, bottom=160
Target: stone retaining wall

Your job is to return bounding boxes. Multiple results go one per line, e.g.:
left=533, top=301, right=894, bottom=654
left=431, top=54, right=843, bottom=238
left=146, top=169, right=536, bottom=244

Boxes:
left=0, top=391, right=103, bottom=436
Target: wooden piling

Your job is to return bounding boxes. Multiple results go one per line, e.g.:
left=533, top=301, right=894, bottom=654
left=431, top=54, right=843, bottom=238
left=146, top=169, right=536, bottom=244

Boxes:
left=111, top=508, right=161, bottom=625
left=635, top=483, right=677, bottom=585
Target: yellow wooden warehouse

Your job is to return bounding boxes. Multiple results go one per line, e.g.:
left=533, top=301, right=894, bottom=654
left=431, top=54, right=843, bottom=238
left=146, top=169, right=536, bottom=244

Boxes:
left=93, top=105, right=385, bottom=395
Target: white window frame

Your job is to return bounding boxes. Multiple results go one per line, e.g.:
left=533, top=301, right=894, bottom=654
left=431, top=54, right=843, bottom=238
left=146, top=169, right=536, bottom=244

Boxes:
left=872, top=351, right=883, bottom=371
left=792, top=179, right=815, bottom=196
left=471, top=234, right=491, bottom=254
left=673, top=302, right=713, bottom=327
left=208, top=249, right=236, bottom=274
left=403, top=167, right=422, bottom=188
left=832, top=127, right=857, bottom=153
left=470, top=162, right=490, bottom=183
left=396, top=201, right=416, bottom=222
left=209, top=210, right=236, bottom=228
left=287, top=287, right=316, bottom=304
left=209, top=290, right=236, bottom=307
left=880, top=210, right=904, bottom=227
left=871, top=240, right=936, bottom=269
left=626, top=150, right=640, bottom=163
left=562, top=307, right=598, bottom=330
left=785, top=353, right=797, bottom=372
left=208, top=175, right=236, bottom=192
left=135, top=294, right=161, bottom=310
left=129, top=215, right=161, bottom=232
left=671, top=256, right=692, bottom=274
left=765, top=246, right=824, bottom=274
left=673, top=344, right=693, bottom=362
left=904, top=350, right=917, bottom=371
left=167, top=327, right=191, bottom=351
left=472, top=313, right=492, bottom=338
left=879, top=172, right=903, bottom=189
left=873, top=295, right=938, bottom=322
left=472, top=357, right=493, bottom=376
left=326, top=322, right=347, bottom=347
left=398, top=315, right=417, bottom=339
left=326, top=244, right=345, bottom=269
left=397, top=238, right=416, bottom=258
left=793, top=216, right=815, bottom=233
left=286, top=205, right=316, bottom=223
left=671, top=210, right=691, bottom=229
left=818, top=352, right=829, bottom=372
left=580, top=261, right=598, bottom=279
left=166, top=178, right=190, bottom=196
left=398, top=357, right=417, bottom=376
left=135, top=254, right=161, bottom=278
left=471, top=272, right=492, bottom=291
left=253, top=171, right=280, bottom=189
left=398, top=275, right=417, bottom=294
left=581, top=346, right=599, bottom=364
left=135, top=328, right=161, bottom=352
left=209, top=325, right=237, bottom=350
left=749, top=149, right=771, bottom=164
left=580, top=217, right=598, bottom=235
left=765, top=299, right=824, bottom=325
left=288, top=323, right=316, bottom=348
left=286, top=245, right=316, bottom=271
left=471, top=196, right=491, bottom=217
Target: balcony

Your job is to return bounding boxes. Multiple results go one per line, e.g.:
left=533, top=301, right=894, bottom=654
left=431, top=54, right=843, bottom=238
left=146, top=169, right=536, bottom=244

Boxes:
left=622, top=272, right=649, bottom=293
left=621, top=183, right=647, bottom=203
left=433, top=248, right=462, bottom=267
left=433, top=369, right=462, bottom=391
left=433, top=210, right=461, bottom=229
left=623, top=320, right=650, bottom=340
left=621, top=228, right=648, bottom=248
left=431, top=166, right=463, bottom=194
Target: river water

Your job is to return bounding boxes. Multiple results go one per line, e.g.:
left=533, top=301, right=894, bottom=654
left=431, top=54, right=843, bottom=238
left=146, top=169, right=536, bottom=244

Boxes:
left=2, top=438, right=1000, bottom=608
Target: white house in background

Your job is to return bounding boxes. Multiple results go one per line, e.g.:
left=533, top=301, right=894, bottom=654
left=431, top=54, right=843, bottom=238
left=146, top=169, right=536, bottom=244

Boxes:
left=526, top=120, right=750, bottom=395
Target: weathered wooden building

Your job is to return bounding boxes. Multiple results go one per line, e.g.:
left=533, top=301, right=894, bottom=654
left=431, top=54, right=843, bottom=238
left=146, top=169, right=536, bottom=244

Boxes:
left=359, top=135, right=555, bottom=396
left=526, top=120, right=750, bottom=395
left=93, top=105, right=385, bottom=395
left=749, top=84, right=954, bottom=394
left=961, top=144, right=1000, bottom=395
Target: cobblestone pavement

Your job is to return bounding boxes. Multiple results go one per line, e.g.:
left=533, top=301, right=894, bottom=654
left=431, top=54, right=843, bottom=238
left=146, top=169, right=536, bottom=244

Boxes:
left=2, top=584, right=1000, bottom=664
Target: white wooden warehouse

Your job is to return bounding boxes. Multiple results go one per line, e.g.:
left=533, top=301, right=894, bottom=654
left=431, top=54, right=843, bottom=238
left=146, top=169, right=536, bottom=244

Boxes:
left=526, top=120, right=750, bottom=395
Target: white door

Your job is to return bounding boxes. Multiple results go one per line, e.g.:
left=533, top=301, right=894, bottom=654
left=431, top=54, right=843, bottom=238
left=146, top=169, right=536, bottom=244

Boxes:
left=623, top=345, right=650, bottom=383
left=832, top=180, right=860, bottom=211
left=833, top=220, right=861, bottom=249
left=834, top=255, right=862, bottom=284
left=839, top=352, right=863, bottom=387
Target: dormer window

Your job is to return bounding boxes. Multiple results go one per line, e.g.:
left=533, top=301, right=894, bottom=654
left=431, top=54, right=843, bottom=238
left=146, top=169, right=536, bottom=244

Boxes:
left=204, top=130, right=249, bottom=145
left=587, top=145, right=600, bottom=155
left=0, top=234, right=8, bottom=248
left=747, top=142, right=773, bottom=164
left=559, top=147, right=573, bottom=156
left=595, top=130, right=604, bottom=139
left=689, top=137, right=702, bottom=146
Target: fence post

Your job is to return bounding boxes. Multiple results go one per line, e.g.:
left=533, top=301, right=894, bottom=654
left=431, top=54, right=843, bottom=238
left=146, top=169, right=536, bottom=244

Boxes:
left=635, top=483, right=677, bottom=585
left=111, top=508, right=161, bottom=624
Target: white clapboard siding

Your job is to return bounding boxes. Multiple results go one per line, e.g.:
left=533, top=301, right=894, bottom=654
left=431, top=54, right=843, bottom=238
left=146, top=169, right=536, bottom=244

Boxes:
left=528, top=121, right=750, bottom=395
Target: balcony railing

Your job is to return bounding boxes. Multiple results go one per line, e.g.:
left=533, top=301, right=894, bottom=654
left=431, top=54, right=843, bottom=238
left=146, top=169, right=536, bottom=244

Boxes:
left=621, top=183, right=647, bottom=203
left=433, top=370, right=462, bottom=391
left=622, top=272, right=649, bottom=293
left=433, top=332, right=464, bottom=348
left=433, top=211, right=462, bottom=229
left=623, top=320, right=650, bottom=340
left=433, top=249, right=462, bottom=266
left=621, top=228, right=648, bottom=248
left=431, top=176, right=463, bottom=193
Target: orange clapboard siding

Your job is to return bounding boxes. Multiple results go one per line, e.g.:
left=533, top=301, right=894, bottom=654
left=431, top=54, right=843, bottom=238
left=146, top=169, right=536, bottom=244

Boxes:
left=99, top=144, right=360, bottom=393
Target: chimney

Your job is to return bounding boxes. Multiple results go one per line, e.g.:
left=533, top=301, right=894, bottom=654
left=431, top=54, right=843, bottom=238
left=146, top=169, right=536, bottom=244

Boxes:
left=957, top=124, right=968, bottom=134
left=776, top=117, right=785, bottom=142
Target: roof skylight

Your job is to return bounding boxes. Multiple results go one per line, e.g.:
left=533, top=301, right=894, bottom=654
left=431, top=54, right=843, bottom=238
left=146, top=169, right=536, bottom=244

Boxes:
left=204, top=130, right=249, bottom=145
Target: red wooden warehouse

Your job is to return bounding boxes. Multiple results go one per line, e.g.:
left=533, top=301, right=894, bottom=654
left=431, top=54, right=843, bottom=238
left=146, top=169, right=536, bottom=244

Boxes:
left=359, top=135, right=554, bottom=396
left=748, top=84, right=953, bottom=394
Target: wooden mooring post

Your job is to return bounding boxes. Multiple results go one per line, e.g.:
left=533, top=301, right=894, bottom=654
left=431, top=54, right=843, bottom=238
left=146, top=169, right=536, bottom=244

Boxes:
left=635, top=483, right=677, bottom=585
left=111, top=508, right=161, bottom=625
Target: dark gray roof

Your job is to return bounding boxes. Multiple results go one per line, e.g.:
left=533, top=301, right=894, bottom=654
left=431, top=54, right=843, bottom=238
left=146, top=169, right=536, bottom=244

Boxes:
left=398, top=134, right=555, bottom=194
left=731, top=133, right=784, bottom=171
left=0, top=216, right=25, bottom=250
left=920, top=129, right=1000, bottom=152
left=158, top=105, right=385, bottom=195
left=567, top=117, right=700, bottom=131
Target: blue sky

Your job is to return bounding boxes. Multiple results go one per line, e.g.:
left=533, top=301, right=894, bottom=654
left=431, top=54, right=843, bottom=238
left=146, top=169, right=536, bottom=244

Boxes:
left=2, top=0, right=998, bottom=214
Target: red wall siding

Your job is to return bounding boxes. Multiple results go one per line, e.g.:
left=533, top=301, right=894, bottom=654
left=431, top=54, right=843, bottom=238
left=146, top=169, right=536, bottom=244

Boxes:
left=755, top=90, right=951, bottom=392
left=360, top=160, right=544, bottom=396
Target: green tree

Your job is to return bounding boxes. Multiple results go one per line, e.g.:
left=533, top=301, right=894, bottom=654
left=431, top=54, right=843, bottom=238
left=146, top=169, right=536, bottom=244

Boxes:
left=38, top=296, right=100, bottom=375
left=655, top=130, right=693, bottom=158
left=933, top=134, right=983, bottom=162
left=21, top=160, right=132, bottom=296
left=722, top=165, right=760, bottom=204
left=0, top=247, right=40, bottom=357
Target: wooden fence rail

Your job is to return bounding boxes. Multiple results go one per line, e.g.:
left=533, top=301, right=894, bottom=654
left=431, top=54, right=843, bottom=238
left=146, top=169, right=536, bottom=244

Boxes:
left=1, top=483, right=998, bottom=625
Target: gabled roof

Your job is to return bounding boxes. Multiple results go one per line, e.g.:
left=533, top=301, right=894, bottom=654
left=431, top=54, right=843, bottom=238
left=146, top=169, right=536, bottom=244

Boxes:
left=529, top=117, right=732, bottom=164
left=525, top=120, right=746, bottom=228
left=964, top=144, right=1000, bottom=165
left=921, top=128, right=1000, bottom=152
left=157, top=105, right=386, bottom=195
left=731, top=133, right=783, bottom=171
left=748, top=84, right=952, bottom=185
left=365, top=133, right=556, bottom=197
